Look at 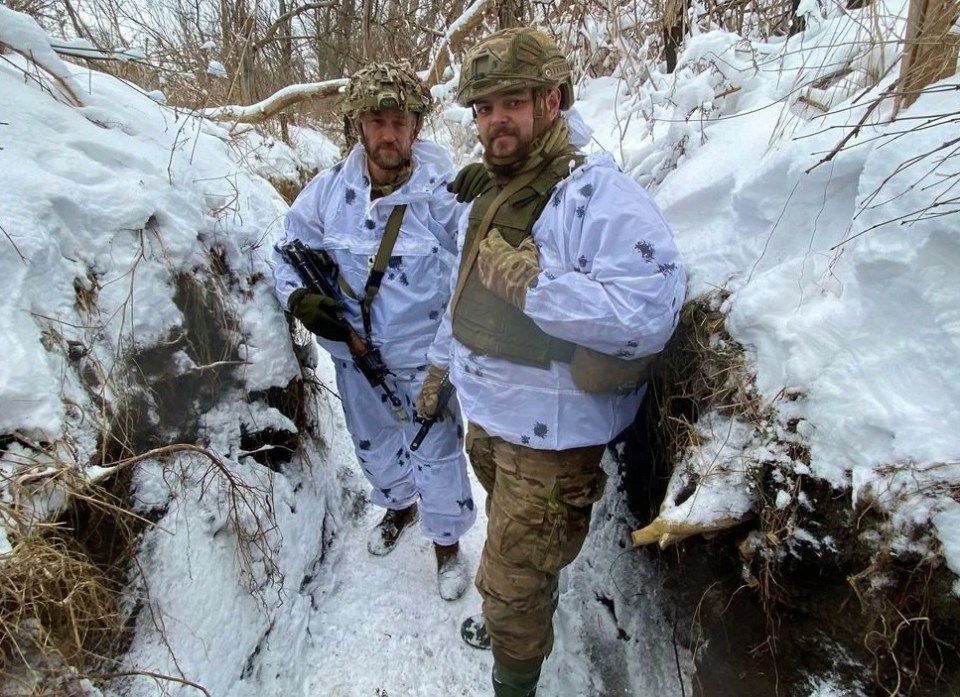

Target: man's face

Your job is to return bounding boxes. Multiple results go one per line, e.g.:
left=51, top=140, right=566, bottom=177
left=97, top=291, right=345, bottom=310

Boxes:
left=473, top=89, right=537, bottom=163
left=358, top=109, right=419, bottom=171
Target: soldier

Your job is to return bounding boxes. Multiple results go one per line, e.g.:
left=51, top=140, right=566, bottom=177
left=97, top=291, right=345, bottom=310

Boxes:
left=418, top=29, right=686, bottom=696
left=273, top=63, right=475, bottom=601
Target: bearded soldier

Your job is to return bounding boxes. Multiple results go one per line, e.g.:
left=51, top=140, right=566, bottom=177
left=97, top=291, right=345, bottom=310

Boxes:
left=418, top=30, right=686, bottom=695
left=273, top=63, right=475, bottom=601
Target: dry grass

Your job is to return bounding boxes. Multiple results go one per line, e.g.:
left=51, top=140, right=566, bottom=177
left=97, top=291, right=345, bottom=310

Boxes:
left=654, top=291, right=763, bottom=453
left=0, top=437, right=285, bottom=695
left=0, top=530, right=119, bottom=678
left=0, top=470, right=130, bottom=696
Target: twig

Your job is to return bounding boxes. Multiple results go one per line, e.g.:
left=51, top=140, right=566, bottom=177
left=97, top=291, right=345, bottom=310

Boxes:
left=184, top=359, right=251, bottom=373
left=93, top=669, right=212, bottom=696
left=806, top=79, right=900, bottom=174
left=0, top=220, right=26, bottom=262
left=671, top=610, right=687, bottom=697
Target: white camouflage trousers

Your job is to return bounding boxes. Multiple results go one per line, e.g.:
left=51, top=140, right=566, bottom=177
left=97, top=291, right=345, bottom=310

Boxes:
left=333, top=360, right=476, bottom=545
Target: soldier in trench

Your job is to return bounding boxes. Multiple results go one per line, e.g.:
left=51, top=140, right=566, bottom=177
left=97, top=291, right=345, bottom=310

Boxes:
left=273, top=63, right=475, bottom=601
left=419, top=28, right=687, bottom=696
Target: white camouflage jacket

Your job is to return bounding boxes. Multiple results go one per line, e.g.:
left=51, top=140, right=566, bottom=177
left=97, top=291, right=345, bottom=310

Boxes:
left=273, top=141, right=462, bottom=370
left=428, top=150, right=687, bottom=450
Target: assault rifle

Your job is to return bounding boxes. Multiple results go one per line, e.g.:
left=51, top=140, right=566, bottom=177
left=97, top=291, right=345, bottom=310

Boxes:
left=410, top=371, right=456, bottom=452
left=279, top=239, right=408, bottom=424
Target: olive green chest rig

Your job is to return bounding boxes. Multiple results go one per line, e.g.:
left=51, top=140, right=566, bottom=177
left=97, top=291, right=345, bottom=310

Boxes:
left=452, top=153, right=584, bottom=368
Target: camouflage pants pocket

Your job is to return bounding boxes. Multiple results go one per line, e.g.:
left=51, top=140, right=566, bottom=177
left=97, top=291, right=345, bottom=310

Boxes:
left=493, top=461, right=607, bottom=576
left=538, top=467, right=608, bottom=574
left=466, top=423, right=497, bottom=495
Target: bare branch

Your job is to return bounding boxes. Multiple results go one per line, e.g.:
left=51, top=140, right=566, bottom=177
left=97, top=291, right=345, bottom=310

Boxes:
left=254, top=2, right=338, bottom=53
left=93, top=670, right=212, bottom=697
left=204, top=78, right=346, bottom=123
left=805, top=80, right=899, bottom=174
left=424, top=0, right=494, bottom=88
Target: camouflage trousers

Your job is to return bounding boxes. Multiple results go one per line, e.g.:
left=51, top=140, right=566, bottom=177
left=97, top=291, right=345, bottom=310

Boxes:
left=466, top=423, right=607, bottom=671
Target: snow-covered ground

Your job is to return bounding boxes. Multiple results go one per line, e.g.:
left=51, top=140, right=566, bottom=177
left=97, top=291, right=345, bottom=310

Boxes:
left=2, top=1, right=959, bottom=695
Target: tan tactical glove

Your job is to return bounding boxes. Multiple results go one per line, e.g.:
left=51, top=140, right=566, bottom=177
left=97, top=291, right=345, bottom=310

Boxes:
left=477, top=228, right=540, bottom=311
left=415, top=364, right=447, bottom=418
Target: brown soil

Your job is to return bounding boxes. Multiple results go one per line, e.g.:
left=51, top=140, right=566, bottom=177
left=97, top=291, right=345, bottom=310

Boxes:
left=618, top=383, right=960, bottom=697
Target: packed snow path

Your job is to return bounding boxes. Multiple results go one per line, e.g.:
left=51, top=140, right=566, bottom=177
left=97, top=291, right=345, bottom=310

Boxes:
left=293, top=355, right=691, bottom=696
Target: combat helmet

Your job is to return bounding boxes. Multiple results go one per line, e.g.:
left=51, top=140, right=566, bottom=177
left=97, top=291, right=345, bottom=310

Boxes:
left=341, top=62, right=433, bottom=120
left=457, top=28, right=574, bottom=110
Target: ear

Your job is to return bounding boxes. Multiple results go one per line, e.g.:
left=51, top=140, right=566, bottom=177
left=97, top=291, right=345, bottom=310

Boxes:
left=545, top=87, right=562, bottom=119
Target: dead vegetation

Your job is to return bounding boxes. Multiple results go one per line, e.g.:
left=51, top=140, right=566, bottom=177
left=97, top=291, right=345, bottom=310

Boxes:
left=0, top=206, right=295, bottom=694
left=626, top=292, right=960, bottom=695
left=627, top=291, right=766, bottom=543
left=0, top=461, right=132, bottom=696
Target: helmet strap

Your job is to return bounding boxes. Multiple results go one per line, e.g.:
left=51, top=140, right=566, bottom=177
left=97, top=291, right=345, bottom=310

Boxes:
left=532, top=88, right=547, bottom=120
left=532, top=86, right=563, bottom=140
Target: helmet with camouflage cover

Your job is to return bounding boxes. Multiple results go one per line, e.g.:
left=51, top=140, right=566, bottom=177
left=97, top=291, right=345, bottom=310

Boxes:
left=457, top=28, right=574, bottom=110
left=341, top=62, right=433, bottom=120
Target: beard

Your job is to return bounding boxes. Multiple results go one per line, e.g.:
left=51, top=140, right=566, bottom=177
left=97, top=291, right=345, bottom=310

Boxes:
left=363, top=138, right=410, bottom=172
left=482, top=125, right=534, bottom=177
left=368, top=145, right=407, bottom=171
left=483, top=126, right=532, bottom=162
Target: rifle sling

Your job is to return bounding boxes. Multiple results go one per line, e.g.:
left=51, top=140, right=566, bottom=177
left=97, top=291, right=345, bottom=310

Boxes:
left=336, top=204, right=407, bottom=339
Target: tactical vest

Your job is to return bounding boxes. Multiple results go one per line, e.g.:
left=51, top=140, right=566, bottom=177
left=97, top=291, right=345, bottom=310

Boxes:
left=452, top=153, right=584, bottom=368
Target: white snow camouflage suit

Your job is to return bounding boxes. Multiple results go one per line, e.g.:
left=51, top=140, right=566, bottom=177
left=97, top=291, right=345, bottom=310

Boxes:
left=274, top=140, right=476, bottom=545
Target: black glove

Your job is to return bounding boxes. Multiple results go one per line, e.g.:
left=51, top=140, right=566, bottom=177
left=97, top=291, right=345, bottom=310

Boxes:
left=287, top=288, right=350, bottom=342
left=447, top=162, right=491, bottom=203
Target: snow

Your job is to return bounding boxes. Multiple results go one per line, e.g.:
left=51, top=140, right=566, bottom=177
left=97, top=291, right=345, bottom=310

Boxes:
left=0, top=6, right=88, bottom=104
left=2, top=2, right=959, bottom=696
left=207, top=59, right=227, bottom=78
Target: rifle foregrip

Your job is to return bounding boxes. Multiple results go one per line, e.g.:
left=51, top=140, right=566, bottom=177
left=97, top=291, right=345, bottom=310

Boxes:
left=410, top=421, right=431, bottom=451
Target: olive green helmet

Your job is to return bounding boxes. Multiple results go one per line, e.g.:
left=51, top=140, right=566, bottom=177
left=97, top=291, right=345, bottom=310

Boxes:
left=341, top=62, right=433, bottom=119
left=457, top=28, right=574, bottom=110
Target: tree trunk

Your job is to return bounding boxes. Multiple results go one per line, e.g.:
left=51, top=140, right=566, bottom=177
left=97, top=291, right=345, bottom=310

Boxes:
left=362, top=0, right=373, bottom=59
left=662, top=0, right=688, bottom=73
left=279, top=0, right=292, bottom=142
left=895, top=0, right=960, bottom=114
left=496, top=0, right=523, bottom=28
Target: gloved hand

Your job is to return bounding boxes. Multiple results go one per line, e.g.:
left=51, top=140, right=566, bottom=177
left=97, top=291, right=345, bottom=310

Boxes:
left=447, top=162, right=491, bottom=203
left=415, top=364, right=447, bottom=419
left=477, top=229, right=540, bottom=311
left=287, top=288, right=351, bottom=342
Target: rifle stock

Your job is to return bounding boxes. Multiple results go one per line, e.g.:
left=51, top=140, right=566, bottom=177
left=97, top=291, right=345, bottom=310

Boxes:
left=279, top=239, right=408, bottom=423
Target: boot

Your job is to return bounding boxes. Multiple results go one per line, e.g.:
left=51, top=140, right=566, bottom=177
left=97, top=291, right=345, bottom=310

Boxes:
left=492, top=659, right=542, bottom=697
left=460, top=613, right=491, bottom=650
left=366, top=502, right=418, bottom=556
left=435, top=542, right=470, bottom=601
